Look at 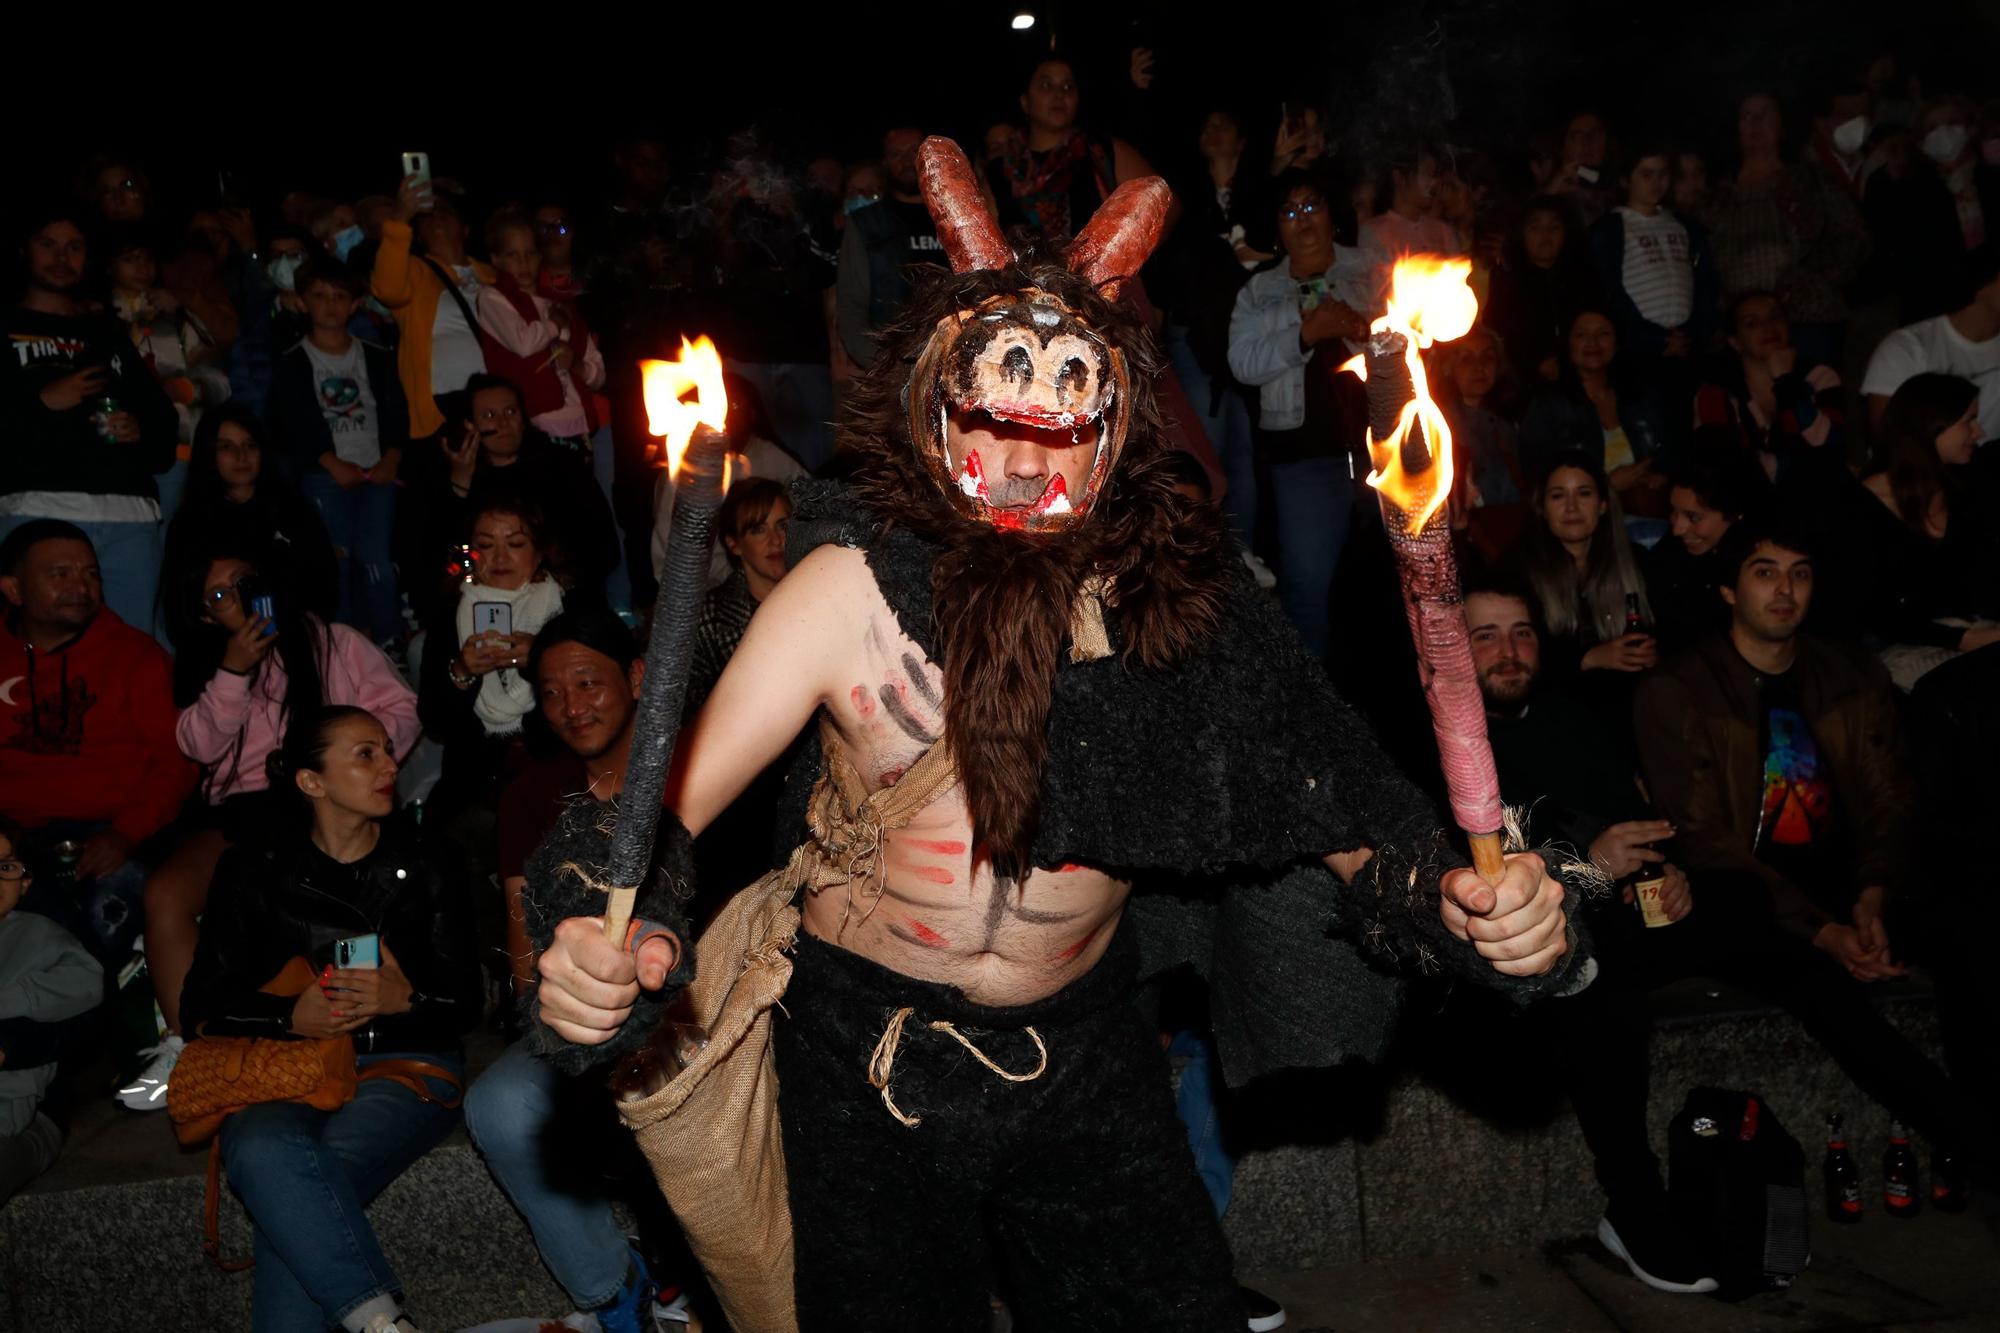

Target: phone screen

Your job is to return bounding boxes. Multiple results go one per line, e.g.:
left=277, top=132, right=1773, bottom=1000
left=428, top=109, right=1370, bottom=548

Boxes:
left=473, top=601, right=513, bottom=639
left=401, top=152, right=434, bottom=212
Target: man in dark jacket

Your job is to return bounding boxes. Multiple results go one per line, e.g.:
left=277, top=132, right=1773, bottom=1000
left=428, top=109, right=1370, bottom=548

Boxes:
left=1630, top=517, right=1985, bottom=1163
left=0, top=206, right=180, bottom=636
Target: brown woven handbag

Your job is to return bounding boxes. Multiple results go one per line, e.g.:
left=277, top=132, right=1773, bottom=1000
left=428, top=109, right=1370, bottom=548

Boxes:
left=167, top=957, right=360, bottom=1271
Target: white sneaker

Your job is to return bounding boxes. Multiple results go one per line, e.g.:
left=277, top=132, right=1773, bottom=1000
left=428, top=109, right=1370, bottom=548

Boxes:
left=116, top=1033, right=184, bottom=1111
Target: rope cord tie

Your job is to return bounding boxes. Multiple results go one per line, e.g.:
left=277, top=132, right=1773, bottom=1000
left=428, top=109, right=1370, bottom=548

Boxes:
left=865, top=1005, right=1050, bottom=1128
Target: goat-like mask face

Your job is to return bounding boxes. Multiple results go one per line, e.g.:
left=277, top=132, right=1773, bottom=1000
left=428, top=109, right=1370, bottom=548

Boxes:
left=900, top=136, right=1169, bottom=535
left=906, top=290, right=1130, bottom=532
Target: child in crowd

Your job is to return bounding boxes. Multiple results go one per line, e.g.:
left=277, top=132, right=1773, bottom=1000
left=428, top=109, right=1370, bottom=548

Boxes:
left=1590, top=141, right=1716, bottom=366
left=271, top=255, right=409, bottom=647
left=0, top=823, right=103, bottom=1203
left=102, top=227, right=232, bottom=527
left=475, top=212, right=605, bottom=454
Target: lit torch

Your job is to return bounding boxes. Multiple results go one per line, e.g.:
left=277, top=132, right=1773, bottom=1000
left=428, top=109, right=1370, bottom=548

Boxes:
left=1339, top=257, right=1507, bottom=886
left=600, top=337, right=732, bottom=940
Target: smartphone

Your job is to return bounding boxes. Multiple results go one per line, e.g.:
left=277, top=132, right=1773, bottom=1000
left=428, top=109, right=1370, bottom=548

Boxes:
left=237, top=575, right=278, bottom=636
left=334, top=934, right=380, bottom=969
left=1575, top=164, right=1601, bottom=185
left=401, top=151, right=434, bottom=212
left=473, top=601, right=513, bottom=639
left=446, top=542, right=477, bottom=584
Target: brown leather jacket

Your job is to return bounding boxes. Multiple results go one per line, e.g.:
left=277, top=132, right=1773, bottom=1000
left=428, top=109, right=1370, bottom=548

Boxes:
left=1633, top=632, right=1913, bottom=940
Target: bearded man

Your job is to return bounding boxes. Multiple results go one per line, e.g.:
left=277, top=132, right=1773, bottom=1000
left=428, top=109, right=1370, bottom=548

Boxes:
left=527, top=140, right=1583, bottom=1333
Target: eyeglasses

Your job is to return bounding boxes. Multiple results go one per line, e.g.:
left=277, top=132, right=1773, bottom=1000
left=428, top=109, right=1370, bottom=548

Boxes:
left=0, top=860, right=28, bottom=881
left=1281, top=201, right=1322, bottom=223
left=534, top=220, right=571, bottom=237
left=204, top=574, right=254, bottom=608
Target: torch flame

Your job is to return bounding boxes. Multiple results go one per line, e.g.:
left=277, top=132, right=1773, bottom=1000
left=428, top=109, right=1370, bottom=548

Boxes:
left=1337, top=255, right=1479, bottom=532
left=640, top=335, right=729, bottom=478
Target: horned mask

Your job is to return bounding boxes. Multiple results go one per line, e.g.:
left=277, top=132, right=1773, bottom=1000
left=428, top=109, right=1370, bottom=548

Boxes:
left=906, top=137, right=1172, bottom=533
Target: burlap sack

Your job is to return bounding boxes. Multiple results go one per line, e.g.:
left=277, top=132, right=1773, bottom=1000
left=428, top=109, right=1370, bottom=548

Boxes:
left=616, top=861, right=804, bottom=1333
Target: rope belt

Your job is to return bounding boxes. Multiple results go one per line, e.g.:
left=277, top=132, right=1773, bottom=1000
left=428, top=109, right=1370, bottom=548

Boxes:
left=866, top=1005, right=1050, bottom=1128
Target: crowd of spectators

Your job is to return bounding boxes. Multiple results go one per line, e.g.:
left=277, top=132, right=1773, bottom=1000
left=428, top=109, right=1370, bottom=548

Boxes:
left=1, top=35, right=1997, bottom=1332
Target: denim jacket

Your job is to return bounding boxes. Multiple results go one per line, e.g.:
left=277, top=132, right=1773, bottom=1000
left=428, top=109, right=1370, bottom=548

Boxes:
left=1227, top=264, right=1316, bottom=431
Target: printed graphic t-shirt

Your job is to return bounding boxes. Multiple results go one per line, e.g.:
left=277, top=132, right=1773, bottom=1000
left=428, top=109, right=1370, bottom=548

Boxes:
left=1752, top=666, right=1843, bottom=895
left=300, top=340, right=382, bottom=467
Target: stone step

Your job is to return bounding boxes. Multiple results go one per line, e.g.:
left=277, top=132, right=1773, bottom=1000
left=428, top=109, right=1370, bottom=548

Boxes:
left=2, top=983, right=1947, bottom=1328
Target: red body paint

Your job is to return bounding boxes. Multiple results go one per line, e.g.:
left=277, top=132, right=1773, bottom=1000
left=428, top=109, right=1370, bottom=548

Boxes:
left=905, top=838, right=968, bottom=856
left=849, top=685, right=876, bottom=718
left=897, top=863, right=955, bottom=886
left=1052, top=862, right=1086, bottom=874
left=906, top=919, right=951, bottom=948
left=1051, top=921, right=1106, bottom=964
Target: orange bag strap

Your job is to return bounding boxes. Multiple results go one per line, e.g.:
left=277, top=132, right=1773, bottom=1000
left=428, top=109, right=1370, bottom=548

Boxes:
left=202, top=1140, right=254, bottom=1273
left=358, top=1059, right=464, bottom=1109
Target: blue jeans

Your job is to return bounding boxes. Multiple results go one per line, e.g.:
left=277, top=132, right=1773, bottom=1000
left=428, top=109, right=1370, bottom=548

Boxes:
left=1269, top=456, right=1356, bottom=660
left=1165, top=325, right=1257, bottom=547
left=1169, top=1029, right=1235, bottom=1220
left=0, top=513, right=164, bottom=644
left=220, top=1052, right=462, bottom=1332
left=728, top=360, right=835, bottom=471
left=302, top=471, right=401, bottom=645
left=464, top=1039, right=629, bottom=1310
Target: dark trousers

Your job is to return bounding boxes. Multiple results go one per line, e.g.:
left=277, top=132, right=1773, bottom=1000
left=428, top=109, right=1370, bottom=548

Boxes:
left=1550, top=885, right=1982, bottom=1201
left=773, top=925, right=1241, bottom=1333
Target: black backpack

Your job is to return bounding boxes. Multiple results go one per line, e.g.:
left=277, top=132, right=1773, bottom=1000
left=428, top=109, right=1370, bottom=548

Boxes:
left=1667, top=1086, right=1811, bottom=1298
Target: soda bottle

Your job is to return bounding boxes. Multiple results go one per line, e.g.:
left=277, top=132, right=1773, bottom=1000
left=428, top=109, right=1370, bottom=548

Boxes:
left=1822, top=1112, right=1861, bottom=1222
left=1883, top=1117, right=1921, bottom=1218
left=1931, top=1148, right=1969, bottom=1214
left=1624, top=592, right=1645, bottom=634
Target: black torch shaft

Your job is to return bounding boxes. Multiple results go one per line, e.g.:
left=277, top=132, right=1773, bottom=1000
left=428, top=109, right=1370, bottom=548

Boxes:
left=602, top=429, right=730, bottom=935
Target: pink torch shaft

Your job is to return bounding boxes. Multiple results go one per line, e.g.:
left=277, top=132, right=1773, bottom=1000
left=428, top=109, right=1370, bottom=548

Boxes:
left=1366, top=335, right=1508, bottom=886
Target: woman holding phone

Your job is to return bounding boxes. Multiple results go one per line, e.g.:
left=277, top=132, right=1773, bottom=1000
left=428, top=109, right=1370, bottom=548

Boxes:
left=418, top=496, right=565, bottom=822
left=119, top=551, right=419, bottom=1113
left=180, top=705, right=479, bottom=1333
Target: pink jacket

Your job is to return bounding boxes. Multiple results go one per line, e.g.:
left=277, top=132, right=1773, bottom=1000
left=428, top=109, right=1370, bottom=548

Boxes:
left=175, top=621, right=421, bottom=802
left=473, top=285, right=606, bottom=439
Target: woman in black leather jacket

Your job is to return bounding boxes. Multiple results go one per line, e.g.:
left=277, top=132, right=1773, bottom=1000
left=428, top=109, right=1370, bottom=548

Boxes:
left=180, top=705, right=480, bottom=1333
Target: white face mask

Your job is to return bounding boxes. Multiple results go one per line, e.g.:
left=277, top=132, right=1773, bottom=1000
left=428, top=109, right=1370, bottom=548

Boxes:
left=1923, top=123, right=1970, bottom=165
left=1831, top=115, right=1869, bottom=156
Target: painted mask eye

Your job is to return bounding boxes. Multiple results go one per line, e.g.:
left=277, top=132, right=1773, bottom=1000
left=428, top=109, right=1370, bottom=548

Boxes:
left=1002, top=344, right=1033, bottom=384
left=1056, top=357, right=1089, bottom=395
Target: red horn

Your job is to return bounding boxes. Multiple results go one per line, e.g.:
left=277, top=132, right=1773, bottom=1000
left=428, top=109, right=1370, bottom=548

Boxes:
left=1067, top=177, right=1173, bottom=298
left=918, top=137, right=1011, bottom=274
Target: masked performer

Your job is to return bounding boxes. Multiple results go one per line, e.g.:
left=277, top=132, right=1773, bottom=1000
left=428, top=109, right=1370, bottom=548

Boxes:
left=527, top=139, right=1583, bottom=1333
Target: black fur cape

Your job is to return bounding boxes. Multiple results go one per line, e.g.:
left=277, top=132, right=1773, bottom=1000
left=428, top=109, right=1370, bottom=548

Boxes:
left=778, top=479, right=1589, bottom=1087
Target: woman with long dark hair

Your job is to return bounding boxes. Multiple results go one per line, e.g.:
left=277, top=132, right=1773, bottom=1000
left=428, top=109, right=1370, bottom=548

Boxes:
left=181, top=705, right=479, bottom=1333
left=162, top=403, right=339, bottom=624
left=1484, top=196, right=1604, bottom=389
left=1519, top=307, right=1674, bottom=515
left=1516, top=451, right=1658, bottom=672
left=1844, top=374, right=2000, bottom=685
left=118, top=550, right=418, bottom=1113
left=1511, top=450, right=1661, bottom=753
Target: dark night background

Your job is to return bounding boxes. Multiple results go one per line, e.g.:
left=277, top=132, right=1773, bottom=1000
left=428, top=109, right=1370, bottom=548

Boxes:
left=12, top=0, right=1999, bottom=223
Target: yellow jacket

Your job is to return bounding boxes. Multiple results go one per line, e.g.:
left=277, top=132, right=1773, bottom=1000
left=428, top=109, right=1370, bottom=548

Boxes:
left=370, top=219, right=497, bottom=438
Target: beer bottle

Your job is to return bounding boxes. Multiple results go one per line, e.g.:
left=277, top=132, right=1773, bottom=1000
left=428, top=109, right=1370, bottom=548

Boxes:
left=1822, top=1112, right=1861, bottom=1223
left=1625, top=836, right=1679, bottom=928
left=1883, top=1117, right=1921, bottom=1218
left=1624, top=592, right=1645, bottom=634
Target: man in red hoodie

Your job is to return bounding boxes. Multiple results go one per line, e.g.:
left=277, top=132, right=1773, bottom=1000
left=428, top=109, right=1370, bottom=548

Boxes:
left=0, top=520, right=194, bottom=958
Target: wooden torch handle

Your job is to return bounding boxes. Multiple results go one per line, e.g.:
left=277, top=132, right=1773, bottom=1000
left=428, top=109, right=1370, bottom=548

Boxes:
left=1468, top=831, right=1508, bottom=889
